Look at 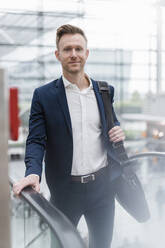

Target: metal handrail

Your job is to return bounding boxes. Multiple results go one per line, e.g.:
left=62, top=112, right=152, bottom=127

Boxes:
left=123, top=151, right=165, bottom=166
left=10, top=178, right=86, bottom=248
left=129, top=151, right=165, bottom=160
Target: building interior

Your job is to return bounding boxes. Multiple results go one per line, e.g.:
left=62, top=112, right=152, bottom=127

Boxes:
left=0, top=0, right=165, bottom=247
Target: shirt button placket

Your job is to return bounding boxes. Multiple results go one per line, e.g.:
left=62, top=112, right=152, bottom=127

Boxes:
left=80, top=93, right=86, bottom=170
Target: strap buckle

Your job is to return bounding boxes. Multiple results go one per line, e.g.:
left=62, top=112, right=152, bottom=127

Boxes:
left=97, top=81, right=110, bottom=93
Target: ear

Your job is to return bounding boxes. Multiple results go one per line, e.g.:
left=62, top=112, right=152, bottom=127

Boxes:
left=55, top=50, right=60, bottom=61
left=86, top=49, right=89, bottom=59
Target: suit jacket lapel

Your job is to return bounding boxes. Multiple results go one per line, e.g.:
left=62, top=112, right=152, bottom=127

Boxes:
left=92, top=79, right=107, bottom=137
left=55, top=77, right=72, bottom=135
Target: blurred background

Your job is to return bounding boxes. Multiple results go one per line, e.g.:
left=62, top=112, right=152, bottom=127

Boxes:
left=1, top=0, right=165, bottom=248
left=1, top=0, right=165, bottom=156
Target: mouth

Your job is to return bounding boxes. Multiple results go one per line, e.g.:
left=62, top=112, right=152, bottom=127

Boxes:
left=69, top=61, right=80, bottom=64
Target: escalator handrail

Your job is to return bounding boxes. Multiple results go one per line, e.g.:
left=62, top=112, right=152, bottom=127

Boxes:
left=124, top=151, right=165, bottom=166
left=129, top=151, right=165, bottom=160
left=10, top=177, right=86, bottom=248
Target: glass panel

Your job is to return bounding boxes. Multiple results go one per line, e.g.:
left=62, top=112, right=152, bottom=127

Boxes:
left=130, top=65, right=150, bottom=79
left=132, top=51, right=150, bottom=64
left=10, top=189, right=62, bottom=248
left=162, top=52, right=165, bottom=65
left=162, top=7, right=165, bottom=51
left=10, top=193, right=25, bottom=248
left=112, top=156, right=165, bottom=248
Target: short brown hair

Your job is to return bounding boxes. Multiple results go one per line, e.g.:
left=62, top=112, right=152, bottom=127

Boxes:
left=56, top=24, right=87, bottom=48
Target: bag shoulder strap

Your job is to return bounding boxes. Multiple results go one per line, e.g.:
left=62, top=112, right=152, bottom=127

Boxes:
left=97, top=81, right=114, bottom=130
left=97, top=81, right=129, bottom=163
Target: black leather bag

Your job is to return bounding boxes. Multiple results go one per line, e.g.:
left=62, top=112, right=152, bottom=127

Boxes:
left=98, top=81, right=150, bottom=223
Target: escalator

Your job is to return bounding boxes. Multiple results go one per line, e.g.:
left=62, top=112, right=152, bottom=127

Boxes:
left=10, top=178, right=86, bottom=248
left=10, top=151, right=165, bottom=248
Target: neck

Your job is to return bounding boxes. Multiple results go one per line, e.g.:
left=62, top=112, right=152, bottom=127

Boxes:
left=63, top=71, right=89, bottom=90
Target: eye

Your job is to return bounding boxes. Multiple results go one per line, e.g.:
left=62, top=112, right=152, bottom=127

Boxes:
left=64, top=47, right=71, bottom=51
left=76, top=47, right=83, bottom=51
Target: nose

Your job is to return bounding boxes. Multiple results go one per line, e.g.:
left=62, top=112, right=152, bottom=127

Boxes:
left=70, top=49, right=77, bottom=58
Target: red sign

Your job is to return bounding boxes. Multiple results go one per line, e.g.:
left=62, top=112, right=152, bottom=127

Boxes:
left=9, top=88, right=19, bottom=141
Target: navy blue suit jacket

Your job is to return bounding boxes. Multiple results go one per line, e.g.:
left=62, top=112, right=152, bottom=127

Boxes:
left=25, top=77, right=122, bottom=193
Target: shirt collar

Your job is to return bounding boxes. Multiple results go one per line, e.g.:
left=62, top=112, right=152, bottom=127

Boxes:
left=62, top=74, right=93, bottom=90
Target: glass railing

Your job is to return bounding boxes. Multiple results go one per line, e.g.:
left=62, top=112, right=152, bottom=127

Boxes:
left=112, top=151, right=165, bottom=248
left=10, top=179, right=86, bottom=248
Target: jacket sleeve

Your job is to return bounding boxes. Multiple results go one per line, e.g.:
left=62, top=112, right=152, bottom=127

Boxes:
left=24, top=89, right=47, bottom=179
left=109, top=85, right=120, bottom=126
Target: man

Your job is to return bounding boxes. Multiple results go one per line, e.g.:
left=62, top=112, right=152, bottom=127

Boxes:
left=13, top=24, right=125, bottom=248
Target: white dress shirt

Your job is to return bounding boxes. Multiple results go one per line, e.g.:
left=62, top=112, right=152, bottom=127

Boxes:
left=62, top=75, right=108, bottom=176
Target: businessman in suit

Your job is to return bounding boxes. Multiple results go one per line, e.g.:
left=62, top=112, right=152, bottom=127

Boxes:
left=13, top=24, right=125, bottom=248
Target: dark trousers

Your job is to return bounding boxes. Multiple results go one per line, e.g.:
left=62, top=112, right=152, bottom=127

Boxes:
left=51, top=167, right=115, bottom=248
